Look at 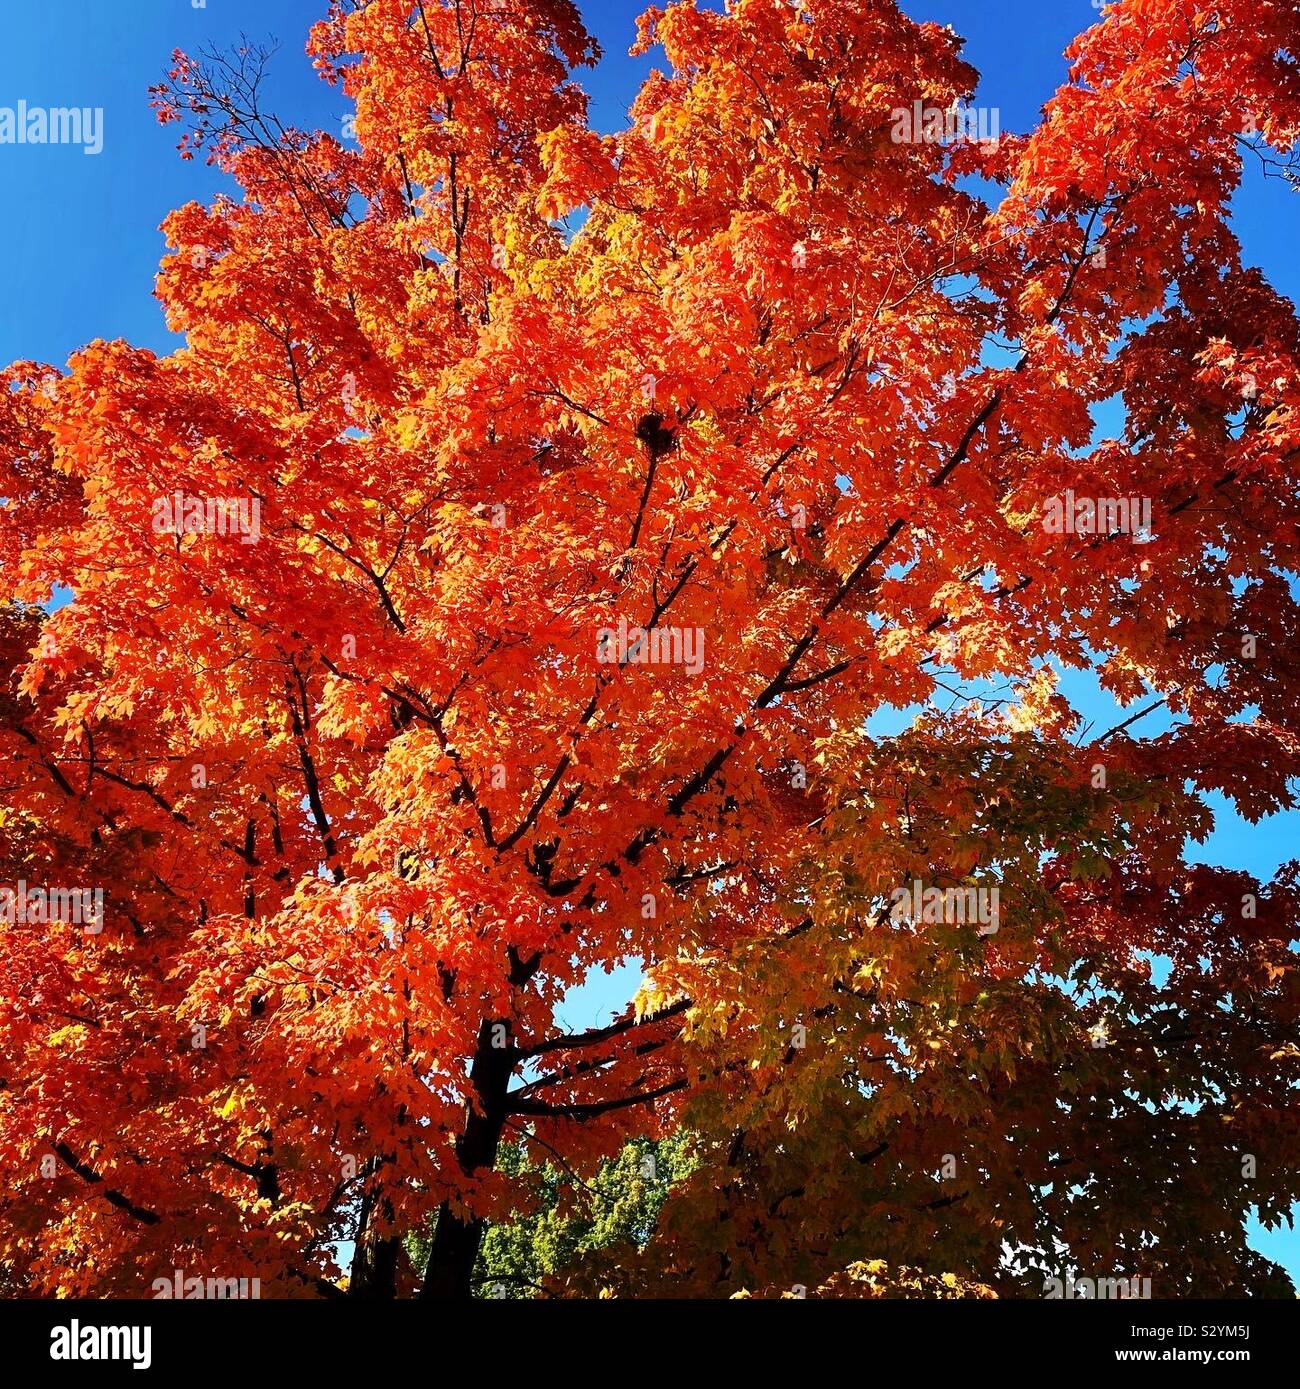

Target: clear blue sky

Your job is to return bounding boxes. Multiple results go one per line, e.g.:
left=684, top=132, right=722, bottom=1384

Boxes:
left=4, top=0, right=1296, bottom=1283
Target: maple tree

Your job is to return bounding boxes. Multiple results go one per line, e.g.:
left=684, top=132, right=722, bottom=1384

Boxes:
left=3, top=0, right=1300, bottom=1300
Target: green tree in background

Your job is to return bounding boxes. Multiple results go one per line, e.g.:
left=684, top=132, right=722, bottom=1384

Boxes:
left=410, top=1137, right=696, bottom=1299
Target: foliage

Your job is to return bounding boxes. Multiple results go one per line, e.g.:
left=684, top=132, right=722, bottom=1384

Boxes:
left=456, top=1136, right=695, bottom=1298
left=2, top=0, right=1299, bottom=1298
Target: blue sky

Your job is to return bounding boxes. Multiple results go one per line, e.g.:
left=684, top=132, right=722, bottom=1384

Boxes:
left=4, top=0, right=1296, bottom=1284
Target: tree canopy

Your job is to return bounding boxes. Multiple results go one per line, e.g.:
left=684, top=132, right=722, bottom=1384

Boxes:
left=2, top=0, right=1299, bottom=1299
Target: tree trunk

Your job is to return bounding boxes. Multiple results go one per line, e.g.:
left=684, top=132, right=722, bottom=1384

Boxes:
left=420, top=1019, right=514, bottom=1299
left=348, top=1179, right=400, bottom=1299
left=348, top=1228, right=400, bottom=1299
left=420, top=1200, right=485, bottom=1300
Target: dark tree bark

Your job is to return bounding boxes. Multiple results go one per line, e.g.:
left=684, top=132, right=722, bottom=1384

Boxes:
left=420, top=1018, right=515, bottom=1299
left=348, top=1158, right=400, bottom=1299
